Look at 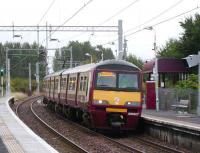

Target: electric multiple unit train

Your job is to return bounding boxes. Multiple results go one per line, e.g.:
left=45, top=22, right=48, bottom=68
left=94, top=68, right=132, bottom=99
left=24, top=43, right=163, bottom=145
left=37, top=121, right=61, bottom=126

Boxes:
left=43, top=59, right=143, bottom=131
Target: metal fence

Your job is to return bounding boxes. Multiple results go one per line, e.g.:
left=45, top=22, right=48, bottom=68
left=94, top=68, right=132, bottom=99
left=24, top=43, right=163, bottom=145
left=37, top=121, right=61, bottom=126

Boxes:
left=158, top=88, right=198, bottom=113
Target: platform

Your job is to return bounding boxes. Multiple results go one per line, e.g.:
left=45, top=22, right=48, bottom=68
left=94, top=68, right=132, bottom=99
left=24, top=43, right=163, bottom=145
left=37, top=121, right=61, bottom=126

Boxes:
left=0, top=96, right=58, bottom=153
left=141, top=108, right=200, bottom=132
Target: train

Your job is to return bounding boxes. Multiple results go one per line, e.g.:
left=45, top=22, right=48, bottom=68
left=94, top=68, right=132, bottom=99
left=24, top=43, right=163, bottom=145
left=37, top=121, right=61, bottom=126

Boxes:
left=43, top=59, right=143, bottom=131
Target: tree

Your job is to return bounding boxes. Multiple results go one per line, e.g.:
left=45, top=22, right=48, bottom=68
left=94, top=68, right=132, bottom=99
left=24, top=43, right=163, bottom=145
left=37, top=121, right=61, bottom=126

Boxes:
left=1, top=42, right=46, bottom=79
left=158, top=14, right=200, bottom=58
left=157, top=38, right=183, bottom=58
left=126, top=54, right=143, bottom=69
left=52, top=41, right=115, bottom=72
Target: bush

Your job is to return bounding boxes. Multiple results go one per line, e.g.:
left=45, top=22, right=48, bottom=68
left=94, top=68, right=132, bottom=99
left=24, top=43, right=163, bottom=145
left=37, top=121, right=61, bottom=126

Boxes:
left=11, top=77, right=36, bottom=93
left=175, top=74, right=198, bottom=89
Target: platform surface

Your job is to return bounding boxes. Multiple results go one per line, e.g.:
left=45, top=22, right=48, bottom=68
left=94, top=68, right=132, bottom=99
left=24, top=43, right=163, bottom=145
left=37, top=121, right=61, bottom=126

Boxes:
left=0, top=97, right=58, bottom=153
left=142, top=108, right=200, bottom=132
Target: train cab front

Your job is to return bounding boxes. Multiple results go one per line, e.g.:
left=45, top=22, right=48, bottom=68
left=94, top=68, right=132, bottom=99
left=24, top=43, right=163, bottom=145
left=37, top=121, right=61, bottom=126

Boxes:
left=89, top=71, right=142, bottom=131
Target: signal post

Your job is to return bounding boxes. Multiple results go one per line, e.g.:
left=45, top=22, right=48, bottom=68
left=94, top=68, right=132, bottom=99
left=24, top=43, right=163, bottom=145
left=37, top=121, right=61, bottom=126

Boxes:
left=0, top=69, right=3, bottom=96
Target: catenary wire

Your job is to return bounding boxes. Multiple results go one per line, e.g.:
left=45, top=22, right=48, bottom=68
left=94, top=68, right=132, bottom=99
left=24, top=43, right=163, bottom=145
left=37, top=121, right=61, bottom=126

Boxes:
left=37, top=0, right=56, bottom=25
left=64, top=0, right=140, bottom=43
left=126, top=0, right=185, bottom=33
left=102, top=6, right=200, bottom=45
left=98, top=0, right=140, bottom=25
left=126, top=6, right=200, bottom=37
left=40, top=0, right=94, bottom=45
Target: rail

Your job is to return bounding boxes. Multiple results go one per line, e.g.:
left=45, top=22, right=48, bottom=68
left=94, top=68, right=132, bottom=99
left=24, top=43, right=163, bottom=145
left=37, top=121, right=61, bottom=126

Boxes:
left=30, top=98, right=89, bottom=153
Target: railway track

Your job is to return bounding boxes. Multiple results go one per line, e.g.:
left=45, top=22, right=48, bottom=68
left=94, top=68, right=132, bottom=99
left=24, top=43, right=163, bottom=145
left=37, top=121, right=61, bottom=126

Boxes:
left=44, top=104, right=190, bottom=153
left=31, top=98, right=142, bottom=153
left=54, top=108, right=188, bottom=153
left=15, top=96, right=88, bottom=153
left=14, top=96, right=190, bottom=153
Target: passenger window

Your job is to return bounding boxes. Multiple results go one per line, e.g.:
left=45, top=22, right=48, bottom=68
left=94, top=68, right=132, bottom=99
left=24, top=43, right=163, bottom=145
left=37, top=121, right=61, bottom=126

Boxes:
left=55, top=79, right=59, bottom=91
left=68, top=77, right=76, bottom=91
left=83, top=76, right=88, bottom=91
left=79, top=75, right=88, bottom=94
left=61, top=78, right=67, bottom=90
left=79, top=77, right=84, bottom=91
left=51, top=80, right=54, bottom=92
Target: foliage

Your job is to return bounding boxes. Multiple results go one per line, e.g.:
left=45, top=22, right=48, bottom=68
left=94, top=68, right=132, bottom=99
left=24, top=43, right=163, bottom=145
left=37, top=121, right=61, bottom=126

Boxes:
left=0, top=42, right=47, bottom=79
left=175, top=74, right=198, bottom=89
left=157, top=14, right=200, bottom=58
left=126, top=54, right=143, bottom=69
left=0, top=42, right=47, bottom=93
left=11, top=77, right=36, bottom=93
left=53, top=41, right=114, bottom=72
left=157, top=39, right=183, bottom=58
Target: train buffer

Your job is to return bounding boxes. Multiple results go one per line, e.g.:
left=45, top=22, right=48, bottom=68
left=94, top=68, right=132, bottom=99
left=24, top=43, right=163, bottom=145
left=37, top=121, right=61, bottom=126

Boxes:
left=171, top=99, right=190, bottom=113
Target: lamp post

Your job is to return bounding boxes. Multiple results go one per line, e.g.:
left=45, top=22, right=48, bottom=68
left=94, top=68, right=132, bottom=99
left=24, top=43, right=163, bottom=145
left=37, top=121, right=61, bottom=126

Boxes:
left=85, top=53, right=93, bottom=63
left=95, top=47, right=103, bottom=61
left=145, top=26, right=159, bottom=111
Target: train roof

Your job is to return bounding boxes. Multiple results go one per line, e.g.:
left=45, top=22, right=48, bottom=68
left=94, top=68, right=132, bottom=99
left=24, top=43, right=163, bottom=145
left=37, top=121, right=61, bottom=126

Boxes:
left=96, top=59, right=140, bottom=69
left=44, top=69, right=66, bottom=79
left=46, top=59, right=140, bottom=78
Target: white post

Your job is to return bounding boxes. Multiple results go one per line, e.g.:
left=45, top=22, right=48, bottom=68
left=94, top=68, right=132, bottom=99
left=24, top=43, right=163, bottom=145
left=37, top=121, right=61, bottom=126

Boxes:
left=29, top=63, right=32, bottom=94
left=6, top=47, right=8, bottom=96
left=7, top=59, right=10, bottom=96
left=46, top=22, right=48, bottom=75
left=101, top=51, right=104, bottom=61
left=118, top=20, right=123, bottom=60
left=197, top=51, right=200, bottom=115
left=1, top=72, right=3, bottom=97
left=36, top=62, right=39, bottom=95
left=153, top=28, right=159, bottom=111
left=70, top=46, right=73, bottom=68
left=145, top=26, right=159, bottom=111
left=37, top=25, right=40, bottom=56
left=155, top=58, right=159, bottom=111
left=123, top=37, right=127, bottom=60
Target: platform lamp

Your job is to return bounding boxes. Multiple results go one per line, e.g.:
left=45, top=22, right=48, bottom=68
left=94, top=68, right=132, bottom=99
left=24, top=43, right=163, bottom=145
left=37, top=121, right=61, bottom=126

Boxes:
left=12, top=22, right=22, bottom=39
left=85, top=53, right=93, bottom=63
left=144, top=26, right=159, bottom=111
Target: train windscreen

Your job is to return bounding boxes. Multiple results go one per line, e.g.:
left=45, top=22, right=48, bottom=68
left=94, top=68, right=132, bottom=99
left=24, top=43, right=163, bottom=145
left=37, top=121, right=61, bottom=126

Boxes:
left=95, top=71, right=139, bottom=91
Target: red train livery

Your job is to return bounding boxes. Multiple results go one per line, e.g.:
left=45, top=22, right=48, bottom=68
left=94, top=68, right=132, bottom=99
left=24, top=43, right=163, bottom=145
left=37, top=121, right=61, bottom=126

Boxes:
left=43, top=59, right=143, bottom=131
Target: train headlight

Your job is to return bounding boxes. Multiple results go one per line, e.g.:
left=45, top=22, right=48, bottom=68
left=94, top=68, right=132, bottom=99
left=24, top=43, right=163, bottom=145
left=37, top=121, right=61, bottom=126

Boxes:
left=125, top=101, right=140, bottom=107
left=93, top=99, right=109, bottom=105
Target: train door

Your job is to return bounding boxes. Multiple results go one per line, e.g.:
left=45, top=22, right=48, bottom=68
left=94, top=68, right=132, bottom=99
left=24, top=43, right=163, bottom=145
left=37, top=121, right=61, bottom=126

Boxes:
left=77, top=72, right=89, bottom=107
left=67, top=73, right=77, bottom=106
left=60, top=74, right=68, bottom=104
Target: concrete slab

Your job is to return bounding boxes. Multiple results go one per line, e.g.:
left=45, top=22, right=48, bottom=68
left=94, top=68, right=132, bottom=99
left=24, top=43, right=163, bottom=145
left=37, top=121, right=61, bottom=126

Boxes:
left=0, top=97, right=58, bottom=153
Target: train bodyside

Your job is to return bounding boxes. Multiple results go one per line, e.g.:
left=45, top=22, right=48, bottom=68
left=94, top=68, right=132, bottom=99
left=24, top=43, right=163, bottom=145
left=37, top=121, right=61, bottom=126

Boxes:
left=43, top=60, right=143, bottom=131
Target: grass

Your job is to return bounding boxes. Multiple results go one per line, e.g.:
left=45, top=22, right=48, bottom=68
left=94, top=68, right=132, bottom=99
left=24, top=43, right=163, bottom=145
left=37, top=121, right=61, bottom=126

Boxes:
left=11, top=92, right=28, bottom=101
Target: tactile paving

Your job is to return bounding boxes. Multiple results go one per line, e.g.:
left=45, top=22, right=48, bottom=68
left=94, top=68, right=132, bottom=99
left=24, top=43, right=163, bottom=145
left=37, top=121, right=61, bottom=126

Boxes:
left=0, top=118, right=25, bottom=153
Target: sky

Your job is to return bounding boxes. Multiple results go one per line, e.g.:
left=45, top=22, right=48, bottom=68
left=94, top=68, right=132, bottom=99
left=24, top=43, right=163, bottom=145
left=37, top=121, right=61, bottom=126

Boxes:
left=0, top=0, right=200, bottom=62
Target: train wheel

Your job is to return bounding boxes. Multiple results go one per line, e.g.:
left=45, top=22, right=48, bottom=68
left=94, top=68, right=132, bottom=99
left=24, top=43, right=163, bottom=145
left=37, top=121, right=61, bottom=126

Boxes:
left=43, top=97, right=48, bottom=105
left=82, top=112, right=91, bottom=128
left=64, top=107, right=76, bottom=120
left=47, top=101, right=54, bottom=110
left=55, top=104, right=63, bottom=114
left=63, top=106, right=68, bottom=117
left=55, top=104, right=59, bottom=113
left=76, top=109, right=83, bottom=122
